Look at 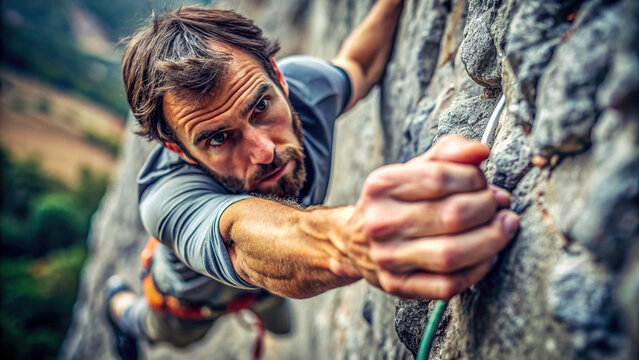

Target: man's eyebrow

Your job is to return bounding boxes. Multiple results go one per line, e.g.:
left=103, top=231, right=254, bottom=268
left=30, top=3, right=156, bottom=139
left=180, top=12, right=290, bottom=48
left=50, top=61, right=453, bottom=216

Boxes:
left=192, top=83, right=272, bottom=146
left=193, top=126, right=226, bottom=146
left=242, top=83, right=272, bottom=118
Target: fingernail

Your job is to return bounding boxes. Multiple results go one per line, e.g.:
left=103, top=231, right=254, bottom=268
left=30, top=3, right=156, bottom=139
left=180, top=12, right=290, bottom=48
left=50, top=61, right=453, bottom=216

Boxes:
left=502, top=213, right=520, bottom=237
left=491, top=186, right=511, bottom=202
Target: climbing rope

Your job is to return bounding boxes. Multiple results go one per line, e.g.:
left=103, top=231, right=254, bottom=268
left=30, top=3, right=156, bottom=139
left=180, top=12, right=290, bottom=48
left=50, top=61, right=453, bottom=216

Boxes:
left=416, top=299, right=447, bottom=359
left=415, top=94, right=506, bottom=360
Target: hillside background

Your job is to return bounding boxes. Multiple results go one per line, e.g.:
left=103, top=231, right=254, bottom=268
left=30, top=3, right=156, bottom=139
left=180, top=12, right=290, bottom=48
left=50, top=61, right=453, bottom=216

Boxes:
left=0, top=1, right=207, bottom=358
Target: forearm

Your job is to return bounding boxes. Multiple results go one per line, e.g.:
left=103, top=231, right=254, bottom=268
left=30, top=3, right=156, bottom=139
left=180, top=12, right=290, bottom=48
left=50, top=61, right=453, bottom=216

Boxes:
left=220, top=197, right=361, bottom=299
left=332, top=0, right=404, bottom=104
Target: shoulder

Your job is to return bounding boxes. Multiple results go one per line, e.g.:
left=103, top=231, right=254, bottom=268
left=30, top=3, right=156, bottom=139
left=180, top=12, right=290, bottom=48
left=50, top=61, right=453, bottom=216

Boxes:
left=278, top=55, right=351, bottom=110
left=137, top=145, right=229, bottom=201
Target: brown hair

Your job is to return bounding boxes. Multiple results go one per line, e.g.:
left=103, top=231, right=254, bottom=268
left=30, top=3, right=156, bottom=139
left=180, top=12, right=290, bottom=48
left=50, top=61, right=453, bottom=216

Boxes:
left=122, top=6, right=281, bottom=143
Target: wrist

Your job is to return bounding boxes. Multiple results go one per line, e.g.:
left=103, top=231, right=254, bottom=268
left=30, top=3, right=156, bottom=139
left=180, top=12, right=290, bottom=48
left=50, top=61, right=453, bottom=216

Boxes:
left=300, top=206, right=362, bottom=277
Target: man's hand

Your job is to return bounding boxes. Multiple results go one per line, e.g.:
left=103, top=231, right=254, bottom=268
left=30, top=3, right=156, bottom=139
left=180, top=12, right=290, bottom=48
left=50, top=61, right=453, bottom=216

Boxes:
left=333, top=135, right=520, bottom=299
left=222, top=136, right=518, bottom=300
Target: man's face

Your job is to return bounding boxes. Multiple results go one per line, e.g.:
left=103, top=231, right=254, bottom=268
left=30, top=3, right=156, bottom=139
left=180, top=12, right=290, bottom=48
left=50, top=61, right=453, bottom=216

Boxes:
left=162, top=45, right=306, bottom=197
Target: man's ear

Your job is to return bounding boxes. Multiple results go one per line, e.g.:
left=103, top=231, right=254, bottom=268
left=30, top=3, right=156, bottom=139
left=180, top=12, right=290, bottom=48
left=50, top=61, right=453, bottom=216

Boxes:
left=270, top=58, right=289, bottom=96
left=164, top=142, right=198, bottom=165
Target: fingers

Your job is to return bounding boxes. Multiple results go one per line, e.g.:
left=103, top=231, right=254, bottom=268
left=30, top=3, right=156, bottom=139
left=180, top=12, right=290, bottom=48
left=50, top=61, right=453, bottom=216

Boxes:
left=491, top=185, right=511, bottom=209
left=413, top=135, right=490, bottom=166
left=365, top=188, right=498, bottom=239
left=364, top=162, right=487, bottom=201
left=370, top=210, right=519, bottom=273
left=377, top=257, right=495, bottom=300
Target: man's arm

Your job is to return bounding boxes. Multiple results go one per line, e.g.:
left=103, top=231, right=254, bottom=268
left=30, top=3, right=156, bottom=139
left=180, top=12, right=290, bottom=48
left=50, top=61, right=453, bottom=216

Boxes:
left=221, top=136, right=519, bottom=299
left=331, top=0, right=404, bottom=111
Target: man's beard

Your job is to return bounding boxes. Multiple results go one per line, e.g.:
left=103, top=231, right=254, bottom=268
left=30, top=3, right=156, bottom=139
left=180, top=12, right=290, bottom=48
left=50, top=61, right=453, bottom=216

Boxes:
left=196, top=107, right=307, bottom=198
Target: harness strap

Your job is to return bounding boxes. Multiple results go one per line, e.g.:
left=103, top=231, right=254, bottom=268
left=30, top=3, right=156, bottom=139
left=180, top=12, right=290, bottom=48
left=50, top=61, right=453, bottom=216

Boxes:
left=141, top=237, right=216, bottom=319
left=140, top=237, right=266, bottom=358
left=228, top=296, right=264, bottom=360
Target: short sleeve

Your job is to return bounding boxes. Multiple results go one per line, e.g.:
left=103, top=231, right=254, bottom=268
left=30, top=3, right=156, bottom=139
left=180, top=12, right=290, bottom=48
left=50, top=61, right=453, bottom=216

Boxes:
left=138, top=147, right=256, bottom=289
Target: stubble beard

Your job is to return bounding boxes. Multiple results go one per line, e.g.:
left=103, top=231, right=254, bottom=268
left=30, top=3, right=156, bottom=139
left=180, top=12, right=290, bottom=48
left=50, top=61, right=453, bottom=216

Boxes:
left=196, top=105, right=307, bottom=199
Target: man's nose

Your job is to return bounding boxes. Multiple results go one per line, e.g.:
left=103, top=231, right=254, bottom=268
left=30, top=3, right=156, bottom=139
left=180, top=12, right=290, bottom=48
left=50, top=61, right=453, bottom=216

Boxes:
left=246, top=127, right=275, bottom=165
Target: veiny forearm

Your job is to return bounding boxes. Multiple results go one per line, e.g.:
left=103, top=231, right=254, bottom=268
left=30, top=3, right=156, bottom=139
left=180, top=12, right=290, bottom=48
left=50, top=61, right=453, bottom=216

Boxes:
left=220, top=197, right=361, bottom=298
left=333, top=0, right=404, bottom=99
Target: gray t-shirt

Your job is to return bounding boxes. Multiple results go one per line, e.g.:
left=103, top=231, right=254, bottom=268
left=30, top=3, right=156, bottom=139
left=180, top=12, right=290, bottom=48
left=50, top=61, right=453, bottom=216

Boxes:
left=137, top=56, right=351, bottom=297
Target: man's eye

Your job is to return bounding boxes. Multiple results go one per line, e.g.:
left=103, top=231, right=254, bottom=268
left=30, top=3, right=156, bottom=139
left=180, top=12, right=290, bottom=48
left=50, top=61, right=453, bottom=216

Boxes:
left=255, top=98, right=269, bottom=112
left=208, top=132, right=228, bottom=146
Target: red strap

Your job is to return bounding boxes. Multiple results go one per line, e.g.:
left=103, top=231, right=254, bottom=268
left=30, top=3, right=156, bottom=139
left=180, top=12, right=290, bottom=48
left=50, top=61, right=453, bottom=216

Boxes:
left=227, top=295, right=264, bottom=360
left=227, top=295, right=257, bottom=313
left=249, top=309, right=265, bottom=360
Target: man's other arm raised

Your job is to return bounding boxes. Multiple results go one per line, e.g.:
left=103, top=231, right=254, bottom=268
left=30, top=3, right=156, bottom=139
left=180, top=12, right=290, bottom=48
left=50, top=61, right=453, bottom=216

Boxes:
left=331, top=0, right=405, bottom=111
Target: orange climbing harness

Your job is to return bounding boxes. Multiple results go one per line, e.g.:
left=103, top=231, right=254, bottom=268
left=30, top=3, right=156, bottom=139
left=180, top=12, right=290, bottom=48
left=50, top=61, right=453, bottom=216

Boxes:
left=139, top=237, right=265, bottom=359
left=140, top=237, right=212, bottom=318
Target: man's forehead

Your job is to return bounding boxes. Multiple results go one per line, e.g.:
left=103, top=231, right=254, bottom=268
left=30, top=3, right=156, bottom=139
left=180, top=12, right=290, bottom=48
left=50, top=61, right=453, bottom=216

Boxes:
left=162, top=44, right=273, bottom=135
left=163, top=64, right=265, bottom=114
left=164, top=42, right=267, bottom=105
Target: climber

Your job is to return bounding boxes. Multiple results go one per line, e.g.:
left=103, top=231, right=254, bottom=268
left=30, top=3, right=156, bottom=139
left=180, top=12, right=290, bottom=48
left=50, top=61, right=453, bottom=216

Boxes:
left=105, top=1, right=520, bottom=359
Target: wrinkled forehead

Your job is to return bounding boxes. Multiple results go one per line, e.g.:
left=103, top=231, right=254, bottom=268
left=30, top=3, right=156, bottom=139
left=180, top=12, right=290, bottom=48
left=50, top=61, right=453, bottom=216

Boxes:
left=164, top=43, right=267, bottom=111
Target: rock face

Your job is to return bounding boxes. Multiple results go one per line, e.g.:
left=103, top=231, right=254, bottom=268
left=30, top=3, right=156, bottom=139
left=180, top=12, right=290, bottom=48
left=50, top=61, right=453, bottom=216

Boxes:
left=62, top=0, right=639, bottom=359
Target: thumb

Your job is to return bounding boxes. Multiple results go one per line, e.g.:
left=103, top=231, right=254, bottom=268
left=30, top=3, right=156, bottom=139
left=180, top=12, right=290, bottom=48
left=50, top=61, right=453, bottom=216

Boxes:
left=412, top=134, right=490, bottom=165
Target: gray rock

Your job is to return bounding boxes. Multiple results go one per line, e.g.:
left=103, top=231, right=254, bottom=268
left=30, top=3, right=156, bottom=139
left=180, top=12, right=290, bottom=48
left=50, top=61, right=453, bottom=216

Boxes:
left=380, top=0, right=449, bottom=162
left=460, top=7, right=502, bottom=88
left=504, top=0, right=570, bottom=130
left=511, top=165, right=543, bottom=214
left=436, top=91, right=497, bottom=141
left=60, top=119, right=157, bottom=359
left=400, top=97, right=436, bottom=161
left=569, top=110, right=639, bottom=270
left=547, top=249, right=629, bottom=359
left=532, top=0, right=620, bottom=156
left=547, top=250, right=612, bottom=329
left=485, top=113, right=534, bottom=191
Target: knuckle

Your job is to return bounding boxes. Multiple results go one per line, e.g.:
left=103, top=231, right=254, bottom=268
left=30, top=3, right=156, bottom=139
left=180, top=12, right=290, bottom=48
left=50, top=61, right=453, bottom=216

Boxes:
left=363, top=165, right=399, bottom=196
left=369, top=245, right=393, bottom=266
left=471, top=167, right=487, bottom=189
left=434, top=243, right=459, bottom=271
left=364, top=206, right=403, bottom=239
left=426, top=165, right=447, bottom=192
left=378, top=272, right=400, bottom=295
left=441, top=202, right=464, bottom=232
left=438, top=279, right=460, bottom=300
left=364, top=214, right=395, bottom=239
left=362, top=170, right=385, bottom=197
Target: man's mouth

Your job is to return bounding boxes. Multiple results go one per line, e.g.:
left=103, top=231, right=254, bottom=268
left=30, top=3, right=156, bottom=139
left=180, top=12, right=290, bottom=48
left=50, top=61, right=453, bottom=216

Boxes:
left=259, top=161, right=289, bottom=184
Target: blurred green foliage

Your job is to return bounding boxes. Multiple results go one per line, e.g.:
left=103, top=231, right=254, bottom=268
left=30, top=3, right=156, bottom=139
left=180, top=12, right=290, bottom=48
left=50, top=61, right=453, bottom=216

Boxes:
left=84, top=131, right=122, bottom=157
left=1, top=246, right=86, bottom=360
left=0, top=1, right=208, bottom=358
left=1, top=0, right=209, bottom=118
left=0, top=149, right=108, bottom=358
left=1, top=23, right=129, bottom=117
left=82, top=0, right=208, bottom=40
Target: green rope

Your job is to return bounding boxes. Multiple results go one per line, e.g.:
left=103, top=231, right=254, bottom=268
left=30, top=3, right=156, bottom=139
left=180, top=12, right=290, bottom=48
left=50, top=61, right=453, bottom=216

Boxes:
left=416, top=300, right=448, bottom=360
left=414, top=93, right=503, bottom=360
